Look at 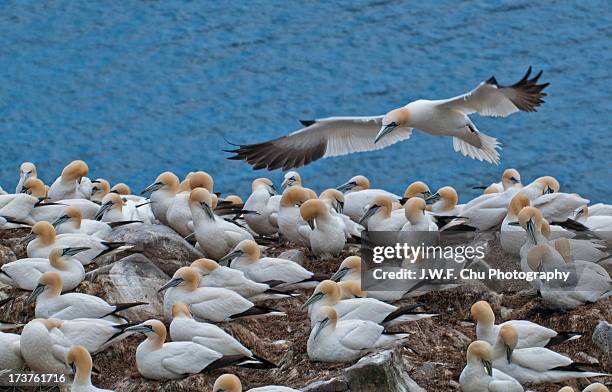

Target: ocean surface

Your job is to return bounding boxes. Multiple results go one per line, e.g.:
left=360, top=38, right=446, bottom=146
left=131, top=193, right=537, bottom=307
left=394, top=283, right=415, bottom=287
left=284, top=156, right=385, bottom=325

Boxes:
left=0, top=1, right=610, bottom=202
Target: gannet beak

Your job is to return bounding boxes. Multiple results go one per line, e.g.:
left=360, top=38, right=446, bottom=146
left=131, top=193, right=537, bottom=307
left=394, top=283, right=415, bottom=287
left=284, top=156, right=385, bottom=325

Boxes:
left=52, top=214, right=70, bottom=227
left=425, top=192, right=440, bottom=205
left=69, top=362, right=76, bottom=375
left=124, top=324, right=154, bottom=334
left=20, top=186, right=29, bottom=194
left=62, top=247, right=91, bottom=256
left=337, top=201, right=344, bottom=214
left=374, top=123, right=397, bottom=144
left=140, top=182, right=162, bottom=195
left=202, top=202, right=215, bottom=219
left=330, top=267, right=349, bottom=282
left=336, top=181, right=356, bottom=192
left=94, top=201, right=113, bottom=221
left=483, top=359, right=493, bottom=377
left=183, top=232, right=195, bottom=241
left=307, top=218, right=316, bottom=231
left=158, top=277, right=184, bottom=292
left=281, top=177, right=294, bottom=189
left=510, top=177, right=520, bottom=184
left=508, top=221, right=520, bottom=226
left=28, top=284, right=45, bottom=303
left=358, top=205, right=380, bottom=226
left=22, top=233, right=37, bottom=243
left=301, top=291, right=323, bottom=309
left=313, top=317, right=330, bottom=340
left=218, top=250, right=243, bottom=267
left=543, top=186, right=554, bottom=195
left=269, top=184, right=278, bottom=195
left=505, top=345, right=513, bottom=364
left=526, top=219, right=537, bottom=244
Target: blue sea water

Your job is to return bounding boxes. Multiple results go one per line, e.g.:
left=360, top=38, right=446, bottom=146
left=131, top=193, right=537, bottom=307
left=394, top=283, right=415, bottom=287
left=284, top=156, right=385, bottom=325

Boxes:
left=0, top=1, right=610, bottom=202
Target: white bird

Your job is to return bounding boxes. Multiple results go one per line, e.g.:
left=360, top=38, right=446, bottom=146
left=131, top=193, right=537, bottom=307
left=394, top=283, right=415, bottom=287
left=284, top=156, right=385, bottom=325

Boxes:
left=189, top=188, right=254, bottom=260
left=519, top=176, right=560, bottom=200
left=546, top=227, right=608, bottom=263
left=281, top=171, right=302, bottom=189
left=400, top=198, right=439, bottom=246
left=426, top=186, right=463, bottom=216
left=359, top=194, right=406, bottom=231
left=219, top=239, right=317, bottom=289
left=47, top=160, right=89, bottom=201
left=52, top=206, right=112, bottom=238
left=160, top=267, right=284, bottom=322
left=16, top=161, right=37, bottom=193
left=166, top=171, right=214, bottom=237
left=491, top=324, right=608, bottom=384
left=0, top=193, right=40, bottom=226
left=582, top=384, right=610, bottom=392
left=140, top=171, right=180, bottom=225
left=470, top=300, right=581, bottom=348
left=307, top=306, right=408, bottom=363
left=299, top=198, right=346, bottom=258
left=94, top=193, right=149, bottom=223
left=473, top=168, right=522, bottom=194
left=441, top=188, right=518, bottom=231
left=126, top=319, right=252, bottom=380
left=579, top=204, right=612, bottom=217
left=459, top=340, right=524, bottom=392
left=169, top=302, right=264, bottom=362
left=67, top=345, right=114, bottom=392
left=303, top=280, right=432, bottom=327
left=243, top=178, right=278, bottom=236
left=318, top=188, right=364, bottom=238
left=23, top=178, right=101, bottom=222
left=575, top=205, right=612, bottom=243
left=226, top=68, right=548, bottom=168
left=277, top=186, right=314, bottom=246
left=90, top=178, right=110, bottom=203
left=190, top=258, right=282, bottom=299
left=337, top=175, right=399, bottom=221
left=1, top=247, right=87, bottom=291
left=29, top=272, right=145, bottom=322
left=25, top=221, right=131, bottom=266
left=532, top=191, right=590, bottom=225
left=0, top=328, right=23, bottom=371
left=401, top=181, right=433, bottom=203
left=213, top=373, right=299, bottom=392
left=20, top=318, right=73, bottom=373
left=527, top=245, right=611, bottom=310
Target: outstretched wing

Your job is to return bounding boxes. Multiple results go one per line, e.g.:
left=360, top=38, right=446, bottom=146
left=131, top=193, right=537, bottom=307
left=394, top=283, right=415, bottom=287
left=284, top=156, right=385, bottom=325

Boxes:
left=225, top=116, right=412, bottom=170
left=439, top=67, right=549, bottom=117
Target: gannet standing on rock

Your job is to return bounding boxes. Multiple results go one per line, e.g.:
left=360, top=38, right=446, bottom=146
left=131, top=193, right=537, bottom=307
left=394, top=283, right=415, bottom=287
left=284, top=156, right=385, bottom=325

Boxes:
left=140, top=171, right=180, bottom=225
left=299, top=198, right=346, bottom=258
left=459, top=340, right=524, bottom=392
left=189, top=188, right=253, bottom=260
left=307, top=306, right=409, bottom=363
left=470, top=300, right=581, bottom=348
left=226, top=68, right=548, bottom=168
left=29, top=272, right=145, bottom=321
left=213, top=373, right=300, bottom=392
left=16, top=161, right=38, bottom=193
left=160, top=267, right=284, bottom=322
left=219, top=239, right=318, bottom=289
left=48, top=160, right=89, bottom=201
left=337, top=175, right=399, bottom=222
left=243, top=178, right=278, bottom=236
left=67, top=346, right=114, bottom=392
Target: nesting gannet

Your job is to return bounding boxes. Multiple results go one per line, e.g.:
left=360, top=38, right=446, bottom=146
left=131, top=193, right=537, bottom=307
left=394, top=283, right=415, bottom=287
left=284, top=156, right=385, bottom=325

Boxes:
left=227, top=68, right=548, bottom=168
left=401, top=181, right=432, bottom=203
left=426, top=186, right=463, bottom=216
left=140, top=171, right=180, bottom=224
left=579, top=203, right=612, bottom=217
left=307, top=306, right=408, bottom=362
left=548, top=228, right=608, bottom=263
left=170, top=302, right=261, bottom=362
left=441, top=188, right=516, bottom=231
left=474, top=168, right=522, bottom=194
left=459, top=340, right=524, bottom=392
left=0, top=193, right=40, bottom=225
left=1, top=247, right=87, bottom=291
left=491, top=324, right=608, bottom=384
left=519, top=176, right=560, bottom=200
left=189, top=188, right=254, bottom=260
left=26, top=221, right=131, bottom=266
left=30, top=272, right=145, bottom=321
left=52, top=317, right=134, bottom=354
left=219, top=239, right=316, bottom=288
left=575, top=206, right=612, bottom=242
left=277, top=186, right=314, bottom=245
left=109, top=182, right=131, bottom=196
left=319, top=189, right=364, bottom=238
left=16, top=161, right=37, bottom=193
left=513, top=206, right=550, bottom=261
left=90, top=179, right=110, bottom=203
left=243, top=178, right=278, bottom=236
left=166, top=171, right=214, bottom=237
left=299, top=199, right=346, bottom=258
left=471, top=300, right=581, bottom=348
left=94, top=192, right=147, bottom=223
left=190, top=258, right=282, bottom=299
left=213, top=373, right=299, bottom=392
left=359, top=194, right=406, bottom=231
left=20, top=318, right=72, bottom=373
left=527, top=245, right=611, bottom=310
left=281, top=171, right=302, bottom=189
left=47, top=160, right=89, bottom=201
left=532, top=191, right=590, bottom=225
left=53, top=206, right=112, bottom=238
left=22, top=178, right=100, bottom=222
left=303, top=280, right=431, bottom=327
left=401, top=197, right=439, bottom=236
left=126, top=319, right=253, bottom=380
left=337, top=175, right=399, bottom=221
left=160, top=267, right=284, bottom=322
left=0, top=328, right=23, bottom=371
left=67, top=345, right=113, bottom=392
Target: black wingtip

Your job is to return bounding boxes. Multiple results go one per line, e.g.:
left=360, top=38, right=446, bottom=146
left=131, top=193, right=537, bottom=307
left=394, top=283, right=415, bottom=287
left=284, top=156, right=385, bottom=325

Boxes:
left=300, top=120, right=316, bottom=127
